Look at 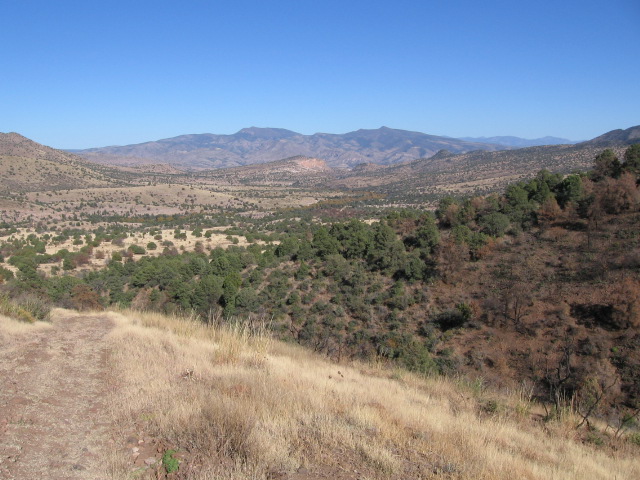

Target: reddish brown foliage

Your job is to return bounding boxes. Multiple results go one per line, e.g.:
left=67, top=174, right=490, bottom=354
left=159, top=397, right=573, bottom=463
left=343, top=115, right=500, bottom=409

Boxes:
left=71, top=285, right=103, bottom=311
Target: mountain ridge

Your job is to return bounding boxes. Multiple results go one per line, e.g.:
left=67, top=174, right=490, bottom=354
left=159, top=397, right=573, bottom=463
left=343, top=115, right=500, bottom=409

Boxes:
left=70, top=127, right=511, bottom=171
left=73, top=125, right=638, bottom=172
left=579, top=124, right=640, bottom=147
left=459, top=135, right=578, bottom=147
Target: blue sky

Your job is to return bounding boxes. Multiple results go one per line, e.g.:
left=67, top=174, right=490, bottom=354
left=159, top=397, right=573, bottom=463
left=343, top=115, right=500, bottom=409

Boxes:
left=1, top=0, right=639, bottom=148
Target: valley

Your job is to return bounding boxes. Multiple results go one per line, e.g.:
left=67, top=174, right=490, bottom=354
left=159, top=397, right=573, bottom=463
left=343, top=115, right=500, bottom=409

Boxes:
left=0, top=126, right=639, bottom=478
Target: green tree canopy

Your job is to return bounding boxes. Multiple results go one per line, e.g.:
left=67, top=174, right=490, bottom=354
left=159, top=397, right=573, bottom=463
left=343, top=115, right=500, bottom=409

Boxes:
left=593, top=149, right=621, bottom=180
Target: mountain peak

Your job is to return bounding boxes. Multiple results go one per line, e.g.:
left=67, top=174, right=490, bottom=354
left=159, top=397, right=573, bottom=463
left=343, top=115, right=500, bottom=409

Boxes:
left=234, top=127, right=299, bottom=140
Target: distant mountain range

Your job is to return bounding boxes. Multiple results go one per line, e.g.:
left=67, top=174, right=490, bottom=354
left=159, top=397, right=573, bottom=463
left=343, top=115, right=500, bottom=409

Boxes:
left=2, top=125, right=638, bottom=197
left=193, top=125, right=640, bottom=197
left=459, top=136, right=578, bottom=147
left=70, top=127, right=512, bottom=171
left=71, top=126, right=631, bottom=172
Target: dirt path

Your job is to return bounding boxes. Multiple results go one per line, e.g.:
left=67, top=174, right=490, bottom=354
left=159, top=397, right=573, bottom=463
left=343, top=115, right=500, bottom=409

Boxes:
left=0, top=310, right=114, bottom=479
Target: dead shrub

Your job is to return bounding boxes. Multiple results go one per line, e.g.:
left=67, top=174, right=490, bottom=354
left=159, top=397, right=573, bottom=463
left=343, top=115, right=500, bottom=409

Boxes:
left=70, top=284, right=103, bottom=311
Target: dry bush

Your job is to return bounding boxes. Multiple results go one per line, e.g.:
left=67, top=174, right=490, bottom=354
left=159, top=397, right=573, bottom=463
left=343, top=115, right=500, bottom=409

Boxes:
left=104, top=309, right=640, bottom=480
left=598, top=173, right=639, bottom=214
left=74, top=251, right=91, bottom=266
left=0, top=293, right=51, bottom=323
left=539, top=226, right=568, bottom=243
left=475, top=236, right=498, bottom=259
left=610, top=277, right=640, bottom=328
left=70, top=284, right=103, bottom=311
left=537, top=196, right=562, bottom=228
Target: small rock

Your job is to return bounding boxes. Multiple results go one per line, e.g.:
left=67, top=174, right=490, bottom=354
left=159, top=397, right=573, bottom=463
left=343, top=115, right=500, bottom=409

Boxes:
left=71, top=464, right=86, bottom=471
left=131, top=447, right=139, bottom=453
left=144, top=457, right=157, bottom=466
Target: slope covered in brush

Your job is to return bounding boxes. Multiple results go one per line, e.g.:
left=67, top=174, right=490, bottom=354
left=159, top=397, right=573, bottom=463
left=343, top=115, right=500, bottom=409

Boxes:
left=103, top=309, right=640, bottom=479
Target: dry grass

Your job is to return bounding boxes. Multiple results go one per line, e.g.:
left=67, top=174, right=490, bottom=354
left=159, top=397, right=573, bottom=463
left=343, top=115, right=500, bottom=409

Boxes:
left=17, top=183, right=335, bottom=221
left=105, top=309, right=640, bottom=479
left=0, top=313, right=52, bottom=337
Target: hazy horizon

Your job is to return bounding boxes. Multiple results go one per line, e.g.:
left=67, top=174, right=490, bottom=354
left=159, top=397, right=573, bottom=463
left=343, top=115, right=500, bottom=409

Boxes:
left=2, top=0, right=638, bottom=149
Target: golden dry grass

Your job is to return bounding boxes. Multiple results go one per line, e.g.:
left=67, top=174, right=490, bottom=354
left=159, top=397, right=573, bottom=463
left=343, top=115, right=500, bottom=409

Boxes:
left=0, top=314, right=52, bottom=337
left=104, top=309, right=640, bottom=479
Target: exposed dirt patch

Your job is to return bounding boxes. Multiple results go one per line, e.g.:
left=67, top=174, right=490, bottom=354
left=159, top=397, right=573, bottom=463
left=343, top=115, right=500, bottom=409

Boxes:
left=0, top=310, right=114, bottom=479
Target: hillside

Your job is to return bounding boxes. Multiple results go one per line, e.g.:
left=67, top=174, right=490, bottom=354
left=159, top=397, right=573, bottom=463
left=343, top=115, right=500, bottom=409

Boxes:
left=330, top=143, right=631, bottom=199
left=459, top=135, right=577, bottom=147
left=580, top=125, right=640, bottom=147
left=94, top=310, right=640, bottom=478
left=0, top=132, right=130, bottom=193
left=2, top=145, right=639, bottom=414
left=71, top=127, right=510, bottom=170
left=1, top=139, right=640, bottom=478
left=3, top=308, right=637, bottom=479
left=195, top=156, right=335, bottom=186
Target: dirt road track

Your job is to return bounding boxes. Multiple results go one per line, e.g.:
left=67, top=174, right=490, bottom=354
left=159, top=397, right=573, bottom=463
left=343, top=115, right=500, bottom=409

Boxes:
left=0, top=310, right=114, bottom=479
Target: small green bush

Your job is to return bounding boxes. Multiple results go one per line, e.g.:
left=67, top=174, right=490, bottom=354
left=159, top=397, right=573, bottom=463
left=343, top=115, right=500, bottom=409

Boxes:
left=128, top=244, right=146, bottom=255
left=162, top=449, right=179, bottom=473
left=0, top=265, right=14, bottom=281
left=586, top=432, right=604, bottom=446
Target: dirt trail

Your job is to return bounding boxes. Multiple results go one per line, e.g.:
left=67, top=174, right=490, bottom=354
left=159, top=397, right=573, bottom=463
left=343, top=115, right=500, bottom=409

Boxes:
left=0, top=310, right=114, bottom=479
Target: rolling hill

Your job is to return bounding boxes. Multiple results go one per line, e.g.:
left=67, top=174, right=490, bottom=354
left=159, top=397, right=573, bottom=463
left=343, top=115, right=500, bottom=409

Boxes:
left=196, top=155, right=335, bottom=186
left=0, top=132, right=131, bottom=193
left=329, top=143, right=615, bottom=197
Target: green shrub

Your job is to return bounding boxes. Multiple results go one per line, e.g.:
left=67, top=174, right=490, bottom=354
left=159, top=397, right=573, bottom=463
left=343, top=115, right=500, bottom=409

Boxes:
left=586, top=432, right=604, bottom=446
left=162, top=449, right=179, bottom=473
left=0, top=265, right=14, bottom=282
left=128, top=245, right=146, bottom=255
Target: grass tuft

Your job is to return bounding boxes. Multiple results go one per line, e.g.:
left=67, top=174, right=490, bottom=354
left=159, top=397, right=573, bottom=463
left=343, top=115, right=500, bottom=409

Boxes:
left=0, top=294, right=50, bottom=322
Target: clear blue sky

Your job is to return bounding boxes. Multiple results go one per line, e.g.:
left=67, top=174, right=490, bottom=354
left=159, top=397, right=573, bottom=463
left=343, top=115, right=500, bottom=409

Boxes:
left=1, top=0, right=639, bottom=148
